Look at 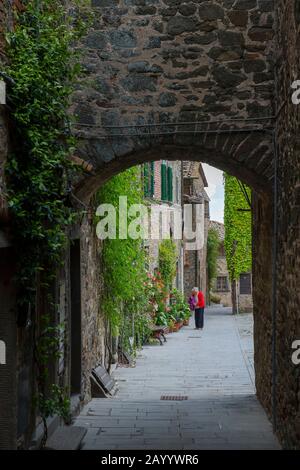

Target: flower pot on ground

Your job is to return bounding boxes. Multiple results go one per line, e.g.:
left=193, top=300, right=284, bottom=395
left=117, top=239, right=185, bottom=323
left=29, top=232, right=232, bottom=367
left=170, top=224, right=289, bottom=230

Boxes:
left=175, top=319, right=183, bottom=331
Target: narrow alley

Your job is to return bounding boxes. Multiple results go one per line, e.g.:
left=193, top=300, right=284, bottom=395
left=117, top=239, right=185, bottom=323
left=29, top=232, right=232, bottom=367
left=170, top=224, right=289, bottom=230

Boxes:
left=74, top=308, right=280, bottom=450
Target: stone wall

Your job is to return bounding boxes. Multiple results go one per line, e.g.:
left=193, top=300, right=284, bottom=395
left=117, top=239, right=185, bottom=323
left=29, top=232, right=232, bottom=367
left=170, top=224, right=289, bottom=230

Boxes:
left=252, top=192, right=273, bottom=421
left=75, top=0, right=276, bottom=201
left=78, top=213, right=109, bottom=403
left=212, top=255, right=232, bottom=306
left=274, top=0, right=300, bottom=449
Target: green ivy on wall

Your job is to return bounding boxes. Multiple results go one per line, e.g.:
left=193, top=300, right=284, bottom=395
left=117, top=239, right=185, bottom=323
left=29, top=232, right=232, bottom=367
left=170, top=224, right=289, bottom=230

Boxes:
left=158, top=239, right=177, bottom=290
left=224, top=174, right=252, bottom=281
left=4, top=0, right=88, bottom=445
left=207, top=228, right=219, bottom=293
left=96, top=167, right=151, bottom=353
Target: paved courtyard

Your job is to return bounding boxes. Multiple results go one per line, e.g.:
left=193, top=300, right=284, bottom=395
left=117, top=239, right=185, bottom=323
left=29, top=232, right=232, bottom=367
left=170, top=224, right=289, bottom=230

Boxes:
left=74, top=307, right=280, bottom=450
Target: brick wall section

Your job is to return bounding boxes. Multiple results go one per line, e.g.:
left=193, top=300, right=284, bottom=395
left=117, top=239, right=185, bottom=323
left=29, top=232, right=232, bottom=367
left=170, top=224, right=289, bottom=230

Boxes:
left=274, top=0, right=300, bottom=449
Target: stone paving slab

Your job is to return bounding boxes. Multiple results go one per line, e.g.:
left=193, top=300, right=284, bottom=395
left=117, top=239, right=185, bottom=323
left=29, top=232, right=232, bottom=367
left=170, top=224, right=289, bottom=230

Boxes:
left=74, top=308, right=281, bottom=450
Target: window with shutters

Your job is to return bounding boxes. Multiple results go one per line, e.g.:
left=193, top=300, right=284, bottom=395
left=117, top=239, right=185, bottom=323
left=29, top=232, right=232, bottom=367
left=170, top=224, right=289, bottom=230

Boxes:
left=167, top=166, right=173, bottom=202
left=239, top=273, right=252, bottom=295
left=161, top=163, right=174, bottom=203
left=161, top=162, right=167, bottom=201
left=175, top=176, right=180, bottom=203
left=216, top=276, right=229, bottom=292
left=143, top=162, right=154, bottom=198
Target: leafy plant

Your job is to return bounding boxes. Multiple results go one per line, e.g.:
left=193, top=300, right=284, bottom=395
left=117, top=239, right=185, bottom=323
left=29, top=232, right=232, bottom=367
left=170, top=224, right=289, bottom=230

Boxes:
left=4, top=0, right=88, bottom=446
left=34, top=316, right=70, bottom=448
left=169, top=288, right=191, bottom=321
left=210, top=294, right=221, bottom=304
left=158, top=239, right=177, bottom=291
left=207, top=228, right=220, bottom=301
left=96, top=167, right=151, bottom=354
left=224, top=175, right=252, bottom=281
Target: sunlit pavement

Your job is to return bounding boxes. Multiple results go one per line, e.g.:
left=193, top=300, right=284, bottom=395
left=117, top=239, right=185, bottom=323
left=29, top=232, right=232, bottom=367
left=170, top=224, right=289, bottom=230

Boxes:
left=74, top=307, right=280, bottom=450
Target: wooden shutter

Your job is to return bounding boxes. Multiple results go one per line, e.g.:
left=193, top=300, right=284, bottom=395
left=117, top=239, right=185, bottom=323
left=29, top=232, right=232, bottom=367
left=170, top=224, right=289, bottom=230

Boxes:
left=143, top=164, right=149, bottom=197
left=167, top=166, right=173, bottom=202
left=150, top=162, right=155, bottom=197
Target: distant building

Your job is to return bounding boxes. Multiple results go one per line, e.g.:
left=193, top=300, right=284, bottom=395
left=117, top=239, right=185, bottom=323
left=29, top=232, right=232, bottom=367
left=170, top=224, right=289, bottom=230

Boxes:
left=209, top=220, right=253, bottom=312
left=142, top=160, right=184, bottom=292
left=182, top=162, right=210, bottom=300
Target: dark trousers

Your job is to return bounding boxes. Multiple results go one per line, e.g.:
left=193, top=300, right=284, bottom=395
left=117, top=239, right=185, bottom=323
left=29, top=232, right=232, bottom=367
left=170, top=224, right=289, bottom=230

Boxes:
left=195, top=308, right=204, bottom=329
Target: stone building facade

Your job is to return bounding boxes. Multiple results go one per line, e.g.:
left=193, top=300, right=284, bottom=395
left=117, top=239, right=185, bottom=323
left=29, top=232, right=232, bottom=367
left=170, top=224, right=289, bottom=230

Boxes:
left=143, top=159, right=184, bottom=292
left=209, top=220, right=253, bottom=313
left=0, top=0, right=300, bottom=450
left=0, top=3, right=110, bottom=449
left=273, top=0, right=300, bottom=449
left=183, top=162, right=209, bottom=299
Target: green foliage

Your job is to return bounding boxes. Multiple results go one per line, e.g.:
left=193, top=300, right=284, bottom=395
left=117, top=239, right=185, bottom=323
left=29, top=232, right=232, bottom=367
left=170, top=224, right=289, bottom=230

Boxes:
left=210, top=294, right=221, bottom=304
left=224, top=175, right=252, bottom=281
left=158, top=239, right=177, bottom=289
left=207, top=228, right=220, bottom=291
left=5, top=0, right=87, bottom=302
left=169, top=288, right=190, bottom=321
left=4, top=0, right=87, bottom=441
left=96, top=167, right=151, bottom=351
left=34, top=315, right=70, bottom=447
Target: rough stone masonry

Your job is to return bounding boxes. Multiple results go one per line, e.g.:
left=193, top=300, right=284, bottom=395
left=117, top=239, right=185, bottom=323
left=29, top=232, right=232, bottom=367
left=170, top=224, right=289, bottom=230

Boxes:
left=73, top=0, right=276, bottom=200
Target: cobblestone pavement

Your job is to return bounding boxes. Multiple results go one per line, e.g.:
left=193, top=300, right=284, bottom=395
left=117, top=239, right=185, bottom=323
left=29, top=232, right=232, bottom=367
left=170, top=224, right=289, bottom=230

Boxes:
left=74, top=307, right=280, bottom=450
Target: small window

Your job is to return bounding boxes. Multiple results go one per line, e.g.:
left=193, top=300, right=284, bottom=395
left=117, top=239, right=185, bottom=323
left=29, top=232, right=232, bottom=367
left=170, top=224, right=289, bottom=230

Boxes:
left=216, top=276, right=229, bottom=292
left=240, top=273, right=252, bottom=295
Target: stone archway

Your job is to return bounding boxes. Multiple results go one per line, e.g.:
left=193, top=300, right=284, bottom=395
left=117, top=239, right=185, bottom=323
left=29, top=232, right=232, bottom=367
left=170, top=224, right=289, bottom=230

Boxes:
left=72, top=0, right=276, bottom=201
left=75, top=128, right=274, bottom=201
left=70, top=0, right=277, bottom=437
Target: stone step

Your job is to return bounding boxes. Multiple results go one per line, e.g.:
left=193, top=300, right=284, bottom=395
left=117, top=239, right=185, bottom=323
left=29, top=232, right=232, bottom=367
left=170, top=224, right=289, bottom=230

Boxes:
left=45, top=425, right=87, bottom=450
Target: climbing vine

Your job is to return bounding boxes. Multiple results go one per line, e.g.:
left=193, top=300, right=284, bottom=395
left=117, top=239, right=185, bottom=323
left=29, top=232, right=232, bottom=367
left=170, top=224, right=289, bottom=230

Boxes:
left=158, top=239, right=177, bottom=291
left=4, top=0, right=88, bottom=443
left=96, top=167, right=151, bottom=353
left=224, top=174, right=252, bottom=281
left=207, top=228, right=220, bottom=294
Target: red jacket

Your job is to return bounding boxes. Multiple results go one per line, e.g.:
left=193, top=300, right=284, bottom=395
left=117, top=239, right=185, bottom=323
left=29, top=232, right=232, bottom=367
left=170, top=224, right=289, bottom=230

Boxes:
left=197, top=291, right=205, bottom=308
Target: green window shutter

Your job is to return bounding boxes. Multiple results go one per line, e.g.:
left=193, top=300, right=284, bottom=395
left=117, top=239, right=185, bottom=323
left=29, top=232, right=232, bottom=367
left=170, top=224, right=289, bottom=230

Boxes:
left=167, top=167, right=173, bottom=202
left=161, top=163, right=167, bottom=201
left=150, top=162, right=155, bottom=197
left=143, top=164, right=149, bottom=197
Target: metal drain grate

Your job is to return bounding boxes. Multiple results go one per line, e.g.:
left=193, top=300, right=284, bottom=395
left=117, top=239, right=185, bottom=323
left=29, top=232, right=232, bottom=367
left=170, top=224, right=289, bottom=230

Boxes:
left=160, top=395, right=188, bottom=401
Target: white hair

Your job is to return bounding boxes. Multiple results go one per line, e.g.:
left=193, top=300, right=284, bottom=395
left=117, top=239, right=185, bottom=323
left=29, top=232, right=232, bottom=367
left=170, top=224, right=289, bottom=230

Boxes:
left=192, top=287, right=199, bottom=292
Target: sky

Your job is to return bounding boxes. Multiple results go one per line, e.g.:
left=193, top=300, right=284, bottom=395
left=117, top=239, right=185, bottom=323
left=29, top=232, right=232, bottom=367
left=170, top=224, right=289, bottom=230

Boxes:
left=202, top=164, right=224, bottom=224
